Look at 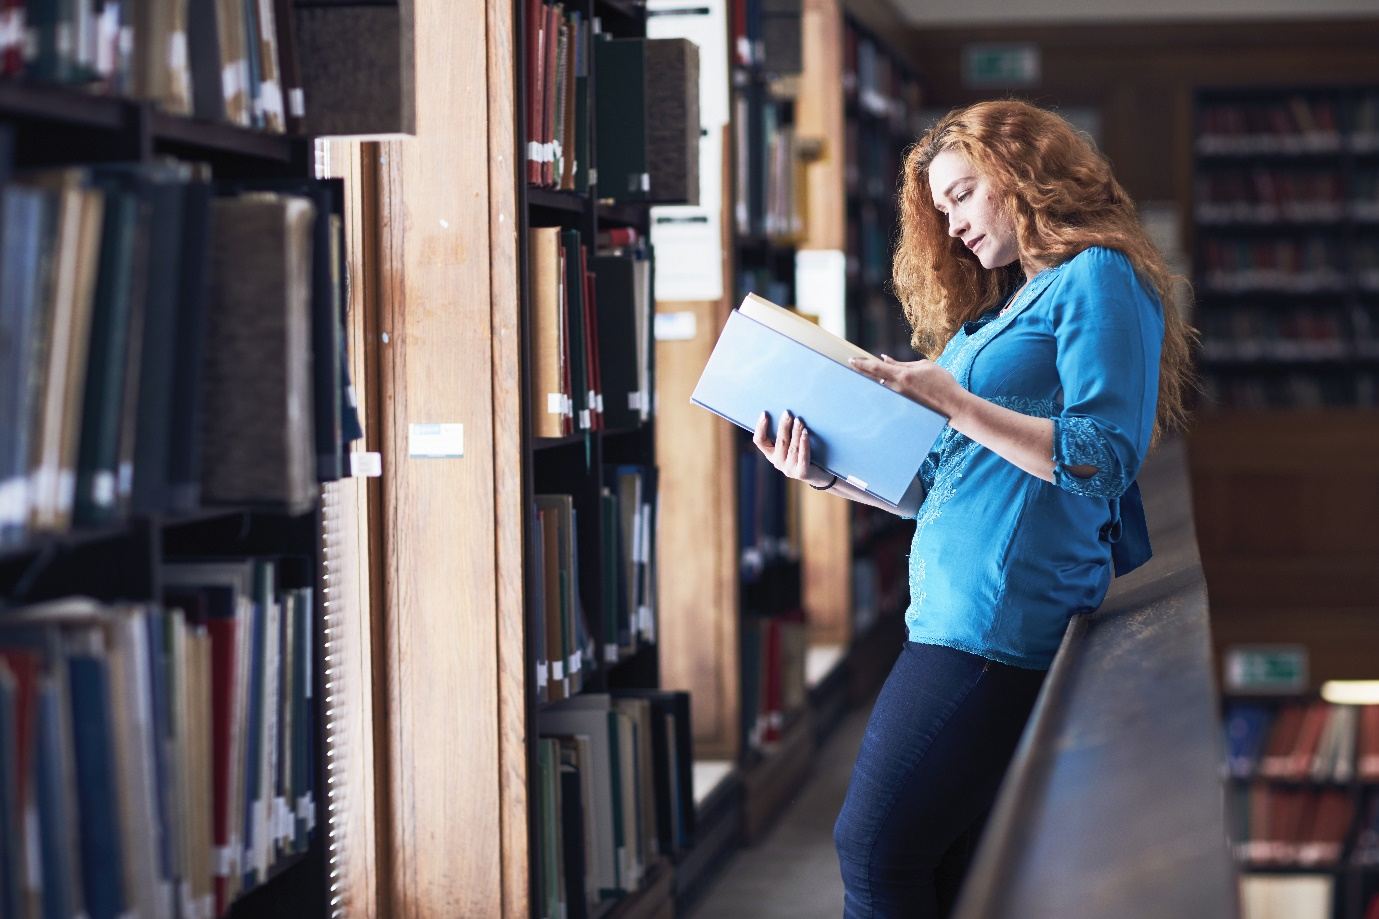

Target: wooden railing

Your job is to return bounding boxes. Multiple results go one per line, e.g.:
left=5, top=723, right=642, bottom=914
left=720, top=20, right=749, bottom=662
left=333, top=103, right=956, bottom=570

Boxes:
left=954, top=439, right=1240, bottom=919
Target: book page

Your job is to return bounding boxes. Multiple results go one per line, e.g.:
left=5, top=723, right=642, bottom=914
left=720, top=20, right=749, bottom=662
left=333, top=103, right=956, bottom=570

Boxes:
left=738, top=293, right=876, bottom=367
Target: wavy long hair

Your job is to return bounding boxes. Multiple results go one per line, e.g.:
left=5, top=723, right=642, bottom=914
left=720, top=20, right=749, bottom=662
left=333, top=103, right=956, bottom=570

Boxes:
left=893, top=99, right=1197, bottom=444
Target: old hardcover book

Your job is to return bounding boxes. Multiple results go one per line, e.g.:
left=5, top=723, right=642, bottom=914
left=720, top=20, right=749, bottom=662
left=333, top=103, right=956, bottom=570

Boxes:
left=593, top=37, right=647, bottom=201
left=644, top=38, right=700, bottom=204
left=201, top=194, right=317, bottom=511
left=529, top=227, right=570, bottom=437
left=0, top=186, right=46, bottom=544
left=294, top=3, right=415, bottom=136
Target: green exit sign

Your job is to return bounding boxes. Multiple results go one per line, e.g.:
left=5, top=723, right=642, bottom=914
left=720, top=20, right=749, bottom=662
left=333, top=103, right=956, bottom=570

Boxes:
left=963, top=44, right=1040, bottom=88
left=1224, top=644, right=1308, bottom=694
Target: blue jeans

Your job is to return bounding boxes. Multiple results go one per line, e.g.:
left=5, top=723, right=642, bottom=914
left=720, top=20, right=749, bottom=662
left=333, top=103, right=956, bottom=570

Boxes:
left=833, top=642, right=1047, bottom=918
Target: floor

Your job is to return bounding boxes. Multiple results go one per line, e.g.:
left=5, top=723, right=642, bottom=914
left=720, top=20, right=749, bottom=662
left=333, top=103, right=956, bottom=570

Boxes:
left=683, top=696, right=873, bottom=919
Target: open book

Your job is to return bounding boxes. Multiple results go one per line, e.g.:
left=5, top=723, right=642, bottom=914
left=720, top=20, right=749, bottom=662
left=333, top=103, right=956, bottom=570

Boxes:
left=691, top=293, right=946, bottom=514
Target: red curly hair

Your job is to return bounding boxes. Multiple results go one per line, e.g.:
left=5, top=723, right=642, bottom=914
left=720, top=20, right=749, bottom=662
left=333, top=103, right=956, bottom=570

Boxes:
left=893, top=99, right=1197, bottom=443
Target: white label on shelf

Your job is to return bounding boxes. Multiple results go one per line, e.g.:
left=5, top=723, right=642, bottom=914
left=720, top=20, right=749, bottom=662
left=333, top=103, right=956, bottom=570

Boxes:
left=845, top=475, right=868, bottom=491
left=92, top=471, right=116, bottom=507
left=547, top=392, right=563, bottom=415
left=527, top=140, right=543, bottom=161
left=349, top=452, right=382, bottom=478
left=653, top=311, right=697, bottom=341
left=289, top=88, right=305, bottom=118
left=408, top=423, right=464, bottom=458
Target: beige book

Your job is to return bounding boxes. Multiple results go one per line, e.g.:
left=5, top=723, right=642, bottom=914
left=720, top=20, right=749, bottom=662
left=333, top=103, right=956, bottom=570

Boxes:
left=737, top=292, right=877, bottom=366
left=214, top=0, right=251, bottom=125
left=54, top=189, right=105, bottom=529
left=529, top=227, right=569, bottom=438
left=612, top=697, right=658, bottom=860
left=253, top=0, right=286, bottom=132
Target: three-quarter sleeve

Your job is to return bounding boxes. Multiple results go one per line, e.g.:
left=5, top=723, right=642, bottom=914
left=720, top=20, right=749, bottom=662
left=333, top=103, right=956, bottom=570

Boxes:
left=1049, top=248, right=1164, bottom=499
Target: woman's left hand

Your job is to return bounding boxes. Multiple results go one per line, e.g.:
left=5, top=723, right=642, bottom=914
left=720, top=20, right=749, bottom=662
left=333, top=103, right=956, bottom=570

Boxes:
left=849, top=354, right=967, bottom=421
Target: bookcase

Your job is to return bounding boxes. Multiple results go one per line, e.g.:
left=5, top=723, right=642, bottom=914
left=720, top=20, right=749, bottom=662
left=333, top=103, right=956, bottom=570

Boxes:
left=516, top=0, right=705, bottom=915
left=1193, top=86, right=1379, bottom=411
left=1223, top=696, right=1379, bottom=919
left=0, top=9, right=387, bottom=915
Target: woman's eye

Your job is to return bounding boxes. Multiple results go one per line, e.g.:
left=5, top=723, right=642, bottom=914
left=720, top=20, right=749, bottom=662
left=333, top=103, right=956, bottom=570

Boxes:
left=956, top=192, right=970, bottom=203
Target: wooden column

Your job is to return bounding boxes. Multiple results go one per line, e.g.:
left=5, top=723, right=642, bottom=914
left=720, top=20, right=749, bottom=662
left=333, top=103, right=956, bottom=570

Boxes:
left=796, top=0, right=852, bottom=646
left=369, top=0, right=525, bottom=913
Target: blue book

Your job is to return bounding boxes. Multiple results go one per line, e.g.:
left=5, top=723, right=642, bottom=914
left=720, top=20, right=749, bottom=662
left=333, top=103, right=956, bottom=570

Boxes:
left=34, top=674, right=78, bottom=919
left=68, top=656, right=126, bottom=919
left=691, top=299, right=945, bottom=509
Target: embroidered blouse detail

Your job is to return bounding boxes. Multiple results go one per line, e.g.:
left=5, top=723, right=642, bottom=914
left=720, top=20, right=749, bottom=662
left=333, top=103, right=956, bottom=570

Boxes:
left=901, top=247, right=1164, bottom=670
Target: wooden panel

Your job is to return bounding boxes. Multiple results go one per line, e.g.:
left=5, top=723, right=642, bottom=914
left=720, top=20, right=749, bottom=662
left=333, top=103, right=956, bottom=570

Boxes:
left=321, top=138, right=381, bottom=919
left=1210, top=607, right=1379, bottom=690
left=801, top=493, right=851, bottom=644
left=372, top=0, right=507, bottom=913
left=798, top=0, right=845, bottom=252
left=740, top=709, right=816, bottom=843
left=485, top=0, right=526, bottom=909
left=655, top=296, right=740, bottom=761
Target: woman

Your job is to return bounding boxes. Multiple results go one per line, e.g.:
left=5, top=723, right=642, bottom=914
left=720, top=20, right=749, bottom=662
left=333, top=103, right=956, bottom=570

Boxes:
left=751, top=100, right=1196, bottom=917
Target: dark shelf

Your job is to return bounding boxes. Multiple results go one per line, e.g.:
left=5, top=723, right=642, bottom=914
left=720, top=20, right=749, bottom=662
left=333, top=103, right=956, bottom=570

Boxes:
left=533, top=432, right=592, bottom=451
left=595, top=0, right=643, bottom=22
left=150, top=110, right=297, bottom=162
left=528, top=186, right=588, bottom=215
left=596, top=199, right=651, bottom=228
left=0, top=80, right=126, bottom=129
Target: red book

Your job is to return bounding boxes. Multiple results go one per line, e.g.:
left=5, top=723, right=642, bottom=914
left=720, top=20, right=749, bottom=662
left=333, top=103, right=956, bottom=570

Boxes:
left=1286, top=701, right=1331, bottom=780
left=542, top=3, right=560, bottom=187
left=526, top=0, right=544, bottom=184
left=0, top=649, right=39, bottom=831
left=762, top=618, right=783, bottom=744
left=1360, top=705, right=1379, bottom=780
left=558, top=246, right=573, bottom=435
left=1259, top=702, right=1305, bottom=777
left=207, top=617, right=240, bottom=917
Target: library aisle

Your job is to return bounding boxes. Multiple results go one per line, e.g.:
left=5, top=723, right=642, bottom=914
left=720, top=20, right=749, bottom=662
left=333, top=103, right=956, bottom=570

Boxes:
left=685, top=696, right=876, bottom=918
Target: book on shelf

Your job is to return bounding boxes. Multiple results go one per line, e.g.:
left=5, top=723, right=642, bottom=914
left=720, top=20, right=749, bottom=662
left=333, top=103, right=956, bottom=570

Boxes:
left=691, top=293, right=943, bottom=512
left=0, top=581, right=313, bottom=919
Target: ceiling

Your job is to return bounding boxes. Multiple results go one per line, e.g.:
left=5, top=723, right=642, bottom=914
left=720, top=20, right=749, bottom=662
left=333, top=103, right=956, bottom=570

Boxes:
left=881, top=0, right=1379, bottom=27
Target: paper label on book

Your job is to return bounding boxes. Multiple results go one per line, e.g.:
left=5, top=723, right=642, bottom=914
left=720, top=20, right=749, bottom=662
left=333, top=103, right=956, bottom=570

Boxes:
left=578, top=410, right=591, bottom=430
left=56, top=469, right=75, bottom=513
left=214, top=845, right=233, bottom=877
left=198, top=895, right=214, bottom=919
left=168, top=30, right=187, bottom=72
left=22, top=26, right=36, bottom=62
left=409, top=423, right=464, bottom=458
left=180, top=881, right=194, bottom=919
left=527, top=141, right=543, bottom=162
left=588, top=168, right=598, bottom=186
left=606, top=643, right=618, bottom=663
left=297, top=794, right=311, bottom=824
left=92, top=471, right=115, bottom=507
left=117, top=461, right=133, bottom=498
left=0, top=478, right=24, bottom=526
left=55, top=21, right=71, bottom=56
left=0, top=12, right=21, bottom=51
left=289, top=88, right=305, bottom=118
left=349, top=452, right=382, bottom=478
left=222, top=62, right=243, bottom=100
left=536, top=663, right=547, bottom=690
left=845, top=475, right=868, bottom=491
left=596, top=394, right=604, bottom=413
left=638, top=606, right=653, bottom=640
left=552, top=659, right=564, bottom=681
left=260, top=81, right=284, bottom=121
left=628, top=391, right=642, bottom=411
left=277, top=797, right=293, bottom=841
left=28, top=468, right=52, bottom=513
left=546, top=393, right=563, bottom=415
left=568, top=652, right=580, bottom=675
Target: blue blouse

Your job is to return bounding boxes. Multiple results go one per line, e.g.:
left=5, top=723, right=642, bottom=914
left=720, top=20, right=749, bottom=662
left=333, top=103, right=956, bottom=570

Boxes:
left=904, top=246, right=1163, bottom=670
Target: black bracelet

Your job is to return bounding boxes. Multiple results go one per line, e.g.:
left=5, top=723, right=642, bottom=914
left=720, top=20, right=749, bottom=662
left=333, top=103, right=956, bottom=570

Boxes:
left=809, top=474, right=838, bottom=491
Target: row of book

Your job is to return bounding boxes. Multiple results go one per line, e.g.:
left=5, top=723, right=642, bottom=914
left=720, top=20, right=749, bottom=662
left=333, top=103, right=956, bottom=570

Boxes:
left=1229, top=782, right=1354, bottom=868
left=1200, top=371, right=1379, bottom=411
left=536, top=690, right=694, bottom=919
left=733, top=95, right=802, bottom=242
left=5, top=0, right=306, bottom=133
left=1223, top=700, right=1379, bottom=783
left=852, top=535, right=905, bottom=639
left=1198, top=306, right=1379, bottom=363
left=527, top=227, right=653, bottom=438
left=731, top=0, right=802, bottom=75
left=534, top=467, right=658, bottom=705
left=845, top=117, right=904, bottom=205
left=737, top=444, right=797, bottom=582
left=847, top=202, right=894, bottom=290
left=842, top=28, right=923, bottom=137
left=740, top=611, right=807, bottom=753
left=0, top=561, right=313, bottom=919
left=1199, top=237, right=1345, bottom=294
left=1196, top=97, right=1342, bottom=155
left=0, top=163, right=359, bottom=547
left=524, top=20, right=700, bottom=205
left=524, top=0, right=591, bottom=191
left=1195, top=170, right=1348, bottom=224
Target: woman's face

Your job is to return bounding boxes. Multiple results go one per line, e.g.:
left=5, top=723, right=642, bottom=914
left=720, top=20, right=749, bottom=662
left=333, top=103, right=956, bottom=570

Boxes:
left=927, top=149, right=1022, bottom=273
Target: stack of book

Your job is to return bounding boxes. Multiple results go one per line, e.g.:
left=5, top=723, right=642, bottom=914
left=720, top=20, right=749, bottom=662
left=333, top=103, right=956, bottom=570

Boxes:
left=0, top=162, right=360, bottom=547
left=536, top=691, right=694, bottom=919
left=526, top=227, right=653, bottom=438
left=1197, top=95, right=1342, bottom=155
left=0, top=561, right=314, bottom=919
left=740, top=610, right=807, bottom=751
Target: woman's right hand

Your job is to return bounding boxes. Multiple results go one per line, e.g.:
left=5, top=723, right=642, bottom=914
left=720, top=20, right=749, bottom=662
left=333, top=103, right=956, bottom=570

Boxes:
left=752, top=410, right=833, bottom=487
